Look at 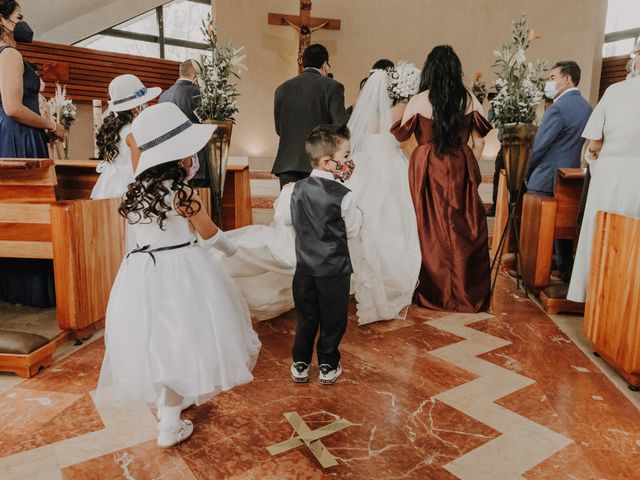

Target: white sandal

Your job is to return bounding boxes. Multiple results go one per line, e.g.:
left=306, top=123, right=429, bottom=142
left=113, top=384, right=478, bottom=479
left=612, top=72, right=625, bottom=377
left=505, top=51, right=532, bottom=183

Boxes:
left=157, top=419, right=194, bottom=448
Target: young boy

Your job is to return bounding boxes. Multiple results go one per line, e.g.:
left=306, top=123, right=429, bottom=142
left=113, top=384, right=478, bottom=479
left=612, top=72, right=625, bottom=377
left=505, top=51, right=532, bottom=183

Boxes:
left=274, top=124, right=362, bottom=385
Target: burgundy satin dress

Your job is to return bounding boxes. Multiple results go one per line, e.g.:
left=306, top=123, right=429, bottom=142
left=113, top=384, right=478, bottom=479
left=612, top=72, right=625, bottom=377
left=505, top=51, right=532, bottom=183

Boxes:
left=391, top=112, right=492, bottom=313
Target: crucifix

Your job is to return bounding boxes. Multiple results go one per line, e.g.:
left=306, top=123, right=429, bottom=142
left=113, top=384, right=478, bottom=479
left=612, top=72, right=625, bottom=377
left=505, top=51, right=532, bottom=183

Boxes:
left=268, top=1, right=341, bottom=73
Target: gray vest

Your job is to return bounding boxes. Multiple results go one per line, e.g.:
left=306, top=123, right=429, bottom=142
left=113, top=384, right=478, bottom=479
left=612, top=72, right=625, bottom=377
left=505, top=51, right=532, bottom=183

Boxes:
left=291, top=176, right=353, bottom=277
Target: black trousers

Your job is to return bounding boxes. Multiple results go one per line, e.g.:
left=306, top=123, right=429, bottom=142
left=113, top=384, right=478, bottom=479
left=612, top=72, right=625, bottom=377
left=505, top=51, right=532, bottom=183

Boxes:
left=278, top=171, right=309, bottom=190
left=492, top=148, right=505, bottom=206
left=291, top=271, right=350, bottom=369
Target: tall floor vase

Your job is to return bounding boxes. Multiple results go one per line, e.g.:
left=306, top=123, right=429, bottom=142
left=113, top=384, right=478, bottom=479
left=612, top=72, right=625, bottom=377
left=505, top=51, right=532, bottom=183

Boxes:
left=203, top=119, right=233, bottom=224
left=490, top=123, right=537, bottom=295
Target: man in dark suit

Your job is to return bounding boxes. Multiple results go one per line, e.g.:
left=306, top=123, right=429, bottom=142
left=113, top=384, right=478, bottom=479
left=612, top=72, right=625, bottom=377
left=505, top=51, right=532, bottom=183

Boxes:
left=525, top=60, right=593, bottom=282
left=273, top=44, right=348, bottom=189
left=159, top=59, right=209, bottom=187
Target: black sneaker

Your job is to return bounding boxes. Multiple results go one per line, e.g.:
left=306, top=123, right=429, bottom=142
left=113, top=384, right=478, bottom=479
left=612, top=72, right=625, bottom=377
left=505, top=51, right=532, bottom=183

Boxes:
left=291, top=362, right=310, bottom=383
left=318, top=363, right=342, bottom=385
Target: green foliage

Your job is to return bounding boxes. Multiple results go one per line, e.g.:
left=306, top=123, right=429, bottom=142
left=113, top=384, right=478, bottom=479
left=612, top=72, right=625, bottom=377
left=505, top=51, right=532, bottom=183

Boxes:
left=195, top=14, right=247, bottom=122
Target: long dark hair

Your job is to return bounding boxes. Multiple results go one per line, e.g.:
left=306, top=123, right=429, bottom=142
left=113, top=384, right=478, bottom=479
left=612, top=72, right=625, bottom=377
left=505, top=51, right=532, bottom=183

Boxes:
left=119, top=161, right=201, bottom=229
left=419, top=45, right=470, bottom=157
left=96, top=111, right=134, bottom=163
left=0, top=1, right=19, bottom=40
left=359, top=58, right=394, bottom=90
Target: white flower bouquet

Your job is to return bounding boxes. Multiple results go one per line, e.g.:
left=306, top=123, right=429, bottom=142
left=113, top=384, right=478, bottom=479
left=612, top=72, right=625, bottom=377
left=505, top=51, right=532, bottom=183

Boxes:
left=490, top=14, right=547, bottom=128
left=48, top=83, right=76, bottom=129
left=386, top=61, right=421, bottom=103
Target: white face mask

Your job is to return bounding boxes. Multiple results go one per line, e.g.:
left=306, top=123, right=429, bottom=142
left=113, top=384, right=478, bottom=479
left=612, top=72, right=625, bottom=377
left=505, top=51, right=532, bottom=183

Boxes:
left=544, top=81, right=558, bottom=100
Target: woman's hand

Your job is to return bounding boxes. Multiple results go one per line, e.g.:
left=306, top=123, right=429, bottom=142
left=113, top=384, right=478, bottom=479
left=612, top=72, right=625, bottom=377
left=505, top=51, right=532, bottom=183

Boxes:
left=52, top=122, right=64, bottom=139
left=587, top=139, right=603, bottom=159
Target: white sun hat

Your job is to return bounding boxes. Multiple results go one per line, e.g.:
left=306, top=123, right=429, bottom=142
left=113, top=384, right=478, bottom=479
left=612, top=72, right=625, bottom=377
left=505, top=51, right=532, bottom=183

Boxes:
left=132, top=102, right=216, bottom=177
left=107, top=74, right=162, bottom=113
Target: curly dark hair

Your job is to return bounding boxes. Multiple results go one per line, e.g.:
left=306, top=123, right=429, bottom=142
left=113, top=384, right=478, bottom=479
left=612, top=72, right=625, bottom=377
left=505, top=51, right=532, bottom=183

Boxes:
left=95, top=111, right=134, bottom=163
left=419, top=45, right=470, bottom=157
left=119, top=161, right=201, bottom=229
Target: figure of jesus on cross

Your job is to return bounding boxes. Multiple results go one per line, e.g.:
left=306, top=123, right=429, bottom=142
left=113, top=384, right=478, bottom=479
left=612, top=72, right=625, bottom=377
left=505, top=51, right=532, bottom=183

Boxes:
left=268, top=1, right=341, bottom=73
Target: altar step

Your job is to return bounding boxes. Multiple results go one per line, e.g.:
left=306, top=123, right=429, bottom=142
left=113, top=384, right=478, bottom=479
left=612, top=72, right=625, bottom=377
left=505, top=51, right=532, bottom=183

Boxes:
left=249, top=169, right=496, bottom=243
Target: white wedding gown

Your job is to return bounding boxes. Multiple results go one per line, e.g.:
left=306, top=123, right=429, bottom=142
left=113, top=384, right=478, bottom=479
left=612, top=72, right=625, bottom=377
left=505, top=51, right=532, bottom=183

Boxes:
left=220, top=70, right=420, bottom=324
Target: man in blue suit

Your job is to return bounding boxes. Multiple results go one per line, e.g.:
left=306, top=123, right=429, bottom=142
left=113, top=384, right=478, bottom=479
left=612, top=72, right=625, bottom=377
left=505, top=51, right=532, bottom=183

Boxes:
left=525, top=60, right=592, bottom=282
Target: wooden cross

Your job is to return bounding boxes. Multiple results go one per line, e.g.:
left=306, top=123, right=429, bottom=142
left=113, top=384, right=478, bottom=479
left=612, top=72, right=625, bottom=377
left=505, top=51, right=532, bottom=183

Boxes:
left=267, top=412, right=353, bottom=468
left=268, top=1, right=341, bottom=73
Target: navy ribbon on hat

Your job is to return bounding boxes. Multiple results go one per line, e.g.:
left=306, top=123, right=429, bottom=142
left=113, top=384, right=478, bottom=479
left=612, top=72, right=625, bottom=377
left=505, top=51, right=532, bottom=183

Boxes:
left=138, top=120, right=192, bottom=153
left=113, top=87, right=148, bottom=105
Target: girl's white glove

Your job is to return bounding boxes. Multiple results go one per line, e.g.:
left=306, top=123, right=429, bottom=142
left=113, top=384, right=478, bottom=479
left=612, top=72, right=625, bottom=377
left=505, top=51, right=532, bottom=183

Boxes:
left=199, top=230, right=238, bottom=257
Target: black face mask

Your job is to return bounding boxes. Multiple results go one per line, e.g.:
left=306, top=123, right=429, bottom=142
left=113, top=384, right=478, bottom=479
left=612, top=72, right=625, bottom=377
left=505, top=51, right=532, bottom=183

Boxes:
left=12, top=21, right=34, bottom=43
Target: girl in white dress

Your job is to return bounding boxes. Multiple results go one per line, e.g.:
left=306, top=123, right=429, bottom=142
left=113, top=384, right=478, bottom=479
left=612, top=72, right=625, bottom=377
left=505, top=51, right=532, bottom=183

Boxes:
left=567, top=71, right=640, bottom=303
left=91, top=74, right=162, bottom=252
left=96, top=102, right=261, bottom=448
left=91, top=74, right=161, bottom=199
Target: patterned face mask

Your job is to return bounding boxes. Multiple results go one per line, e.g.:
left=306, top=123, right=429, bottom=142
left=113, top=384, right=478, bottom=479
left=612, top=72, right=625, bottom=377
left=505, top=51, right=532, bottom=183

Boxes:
left=332, top=159, right=355, bottom=183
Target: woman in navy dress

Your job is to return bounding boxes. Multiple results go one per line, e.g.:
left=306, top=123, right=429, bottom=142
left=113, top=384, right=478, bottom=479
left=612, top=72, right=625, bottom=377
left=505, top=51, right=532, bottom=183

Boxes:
left=0, top=1, right=64, bottom=307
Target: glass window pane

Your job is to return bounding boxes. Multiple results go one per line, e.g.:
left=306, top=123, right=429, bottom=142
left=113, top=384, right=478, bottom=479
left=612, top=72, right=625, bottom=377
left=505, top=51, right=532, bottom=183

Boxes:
left=163, top=0, right=210, bottom=42
left=76, top=35, right=160, bottom=59
left=603, top=38, right=637, bottom=57
left=113, top=8, right=159, bottom=36
left=165, top=45, right=206, bottom=62
left=606, top=0, right=640, bottom=33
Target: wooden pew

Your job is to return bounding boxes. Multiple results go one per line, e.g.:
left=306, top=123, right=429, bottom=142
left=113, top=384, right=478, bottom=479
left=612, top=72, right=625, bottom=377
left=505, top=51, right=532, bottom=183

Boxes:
left=0, top=159, right=123, bottom=375
left=518, top=168, right=586, bottom=314
left=54, top=158, right=253, bottom=230
left=584, top=212, right=640, bottom=389
left=54, top=159, right=100, bottom=200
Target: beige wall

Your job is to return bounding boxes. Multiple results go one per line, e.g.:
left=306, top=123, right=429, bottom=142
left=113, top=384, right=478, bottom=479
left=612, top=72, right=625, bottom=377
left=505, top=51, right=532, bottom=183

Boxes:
left=66, top=102, right=97, bottom=160
left=213, top=0, right=607, bottom=161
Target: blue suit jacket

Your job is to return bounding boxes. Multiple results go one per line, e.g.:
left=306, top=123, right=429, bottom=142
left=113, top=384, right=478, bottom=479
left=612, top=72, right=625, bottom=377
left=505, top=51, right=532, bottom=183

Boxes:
left=526, top=90, right=592, bottom=194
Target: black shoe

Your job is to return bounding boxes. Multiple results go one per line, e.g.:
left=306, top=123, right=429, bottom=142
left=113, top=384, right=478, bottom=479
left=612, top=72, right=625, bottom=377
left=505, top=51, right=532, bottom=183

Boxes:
left=291, top=362, right=310, bottom=383
left=318, top=363, right=342, bottom=385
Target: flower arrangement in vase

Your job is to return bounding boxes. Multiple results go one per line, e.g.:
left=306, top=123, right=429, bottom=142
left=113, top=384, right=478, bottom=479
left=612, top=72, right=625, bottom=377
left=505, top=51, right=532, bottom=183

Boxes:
left=195, top=13, right=247, bottom=223
left=490, top=14, right=547, bottom=200
left=490, top=14, right=547, bottom=129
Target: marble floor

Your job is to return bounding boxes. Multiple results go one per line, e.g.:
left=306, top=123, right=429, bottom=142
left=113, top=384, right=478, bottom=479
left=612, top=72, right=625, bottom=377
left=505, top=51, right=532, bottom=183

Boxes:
left=1, top=275, right=639, bottom=480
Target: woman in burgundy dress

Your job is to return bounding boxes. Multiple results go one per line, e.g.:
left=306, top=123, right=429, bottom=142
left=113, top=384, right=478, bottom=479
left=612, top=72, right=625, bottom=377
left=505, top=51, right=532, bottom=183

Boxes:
left=391, top=45, right=492, bottom=313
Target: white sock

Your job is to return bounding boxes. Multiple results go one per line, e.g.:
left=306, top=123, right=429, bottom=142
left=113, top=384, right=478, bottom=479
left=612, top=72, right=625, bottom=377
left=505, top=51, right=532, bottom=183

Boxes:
left=159, top=405, right=181, bottom=430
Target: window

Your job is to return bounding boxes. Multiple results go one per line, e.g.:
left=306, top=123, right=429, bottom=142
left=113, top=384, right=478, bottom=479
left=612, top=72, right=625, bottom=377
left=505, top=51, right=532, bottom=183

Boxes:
left=603, top=0, right=640, bottom=57
left=74, top=0, right=209, bottom=60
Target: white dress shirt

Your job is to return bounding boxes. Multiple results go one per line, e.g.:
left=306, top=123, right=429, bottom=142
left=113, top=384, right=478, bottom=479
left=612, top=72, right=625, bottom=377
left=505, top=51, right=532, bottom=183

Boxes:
left=554, top=87, right=580, bottom=102
left=274, top=169, right=363, bottom=239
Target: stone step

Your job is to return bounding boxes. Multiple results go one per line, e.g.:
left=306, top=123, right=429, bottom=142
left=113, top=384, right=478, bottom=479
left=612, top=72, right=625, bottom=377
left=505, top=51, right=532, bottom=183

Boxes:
left=249, top=172, right=496, bottom=208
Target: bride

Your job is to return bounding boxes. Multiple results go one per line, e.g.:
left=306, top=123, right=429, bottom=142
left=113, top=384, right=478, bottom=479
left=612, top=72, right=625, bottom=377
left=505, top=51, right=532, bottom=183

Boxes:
left=345, top=68, right=421, bottom=324
left=219, top=67, right=420, bottom=324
